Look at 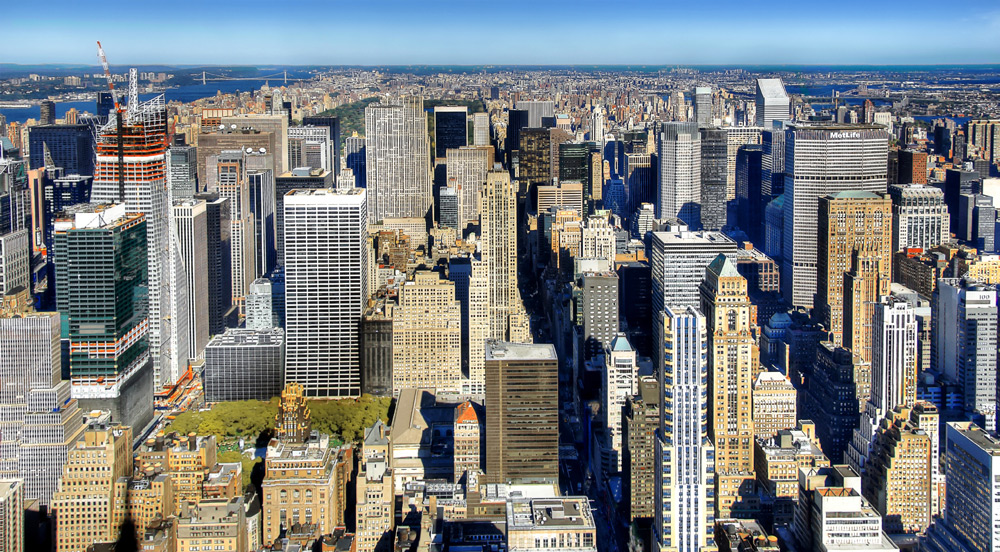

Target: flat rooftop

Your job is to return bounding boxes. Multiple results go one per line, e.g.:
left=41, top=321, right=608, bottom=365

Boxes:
left=485, top=340, right=557, bottom=362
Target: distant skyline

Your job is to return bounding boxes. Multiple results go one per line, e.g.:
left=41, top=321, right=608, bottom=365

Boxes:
left=4, top=0, right=1000, bottom=66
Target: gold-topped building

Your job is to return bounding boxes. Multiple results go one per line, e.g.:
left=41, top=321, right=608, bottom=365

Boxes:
left=276, top=382, right=311, bottom=444
left=700, top=254, right=758, bottom=518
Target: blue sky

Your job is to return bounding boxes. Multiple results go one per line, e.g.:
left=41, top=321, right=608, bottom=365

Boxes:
left=4, top=0, right=999, bottom=65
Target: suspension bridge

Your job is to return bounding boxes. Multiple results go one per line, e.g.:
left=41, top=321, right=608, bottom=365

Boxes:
left=198, top=70, right=310, bottom=85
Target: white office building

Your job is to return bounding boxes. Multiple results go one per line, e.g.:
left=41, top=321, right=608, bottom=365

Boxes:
left=602, top=335, right=637, bottom=474
left=781, top=124, right=890, bottom=308
left=755, top=78, right=791, bottom=128
left=888, top=183, right=949, bottom=252
left=650, top=230, right=737, bottom=311
left=656, top=123, right=701, bottom=227
left=284, top=188, right=368, bottom=397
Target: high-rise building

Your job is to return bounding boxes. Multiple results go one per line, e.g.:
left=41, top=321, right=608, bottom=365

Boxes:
left=434, top=106, right=468, bottom=159
left=43, top=172, right=92, bottom=252
left=445, top=145, right=493, bottom=233
left=472, top=112, right=489, bottom=147
left=782, top=124, right=890, bottom=308
left=193, top=193, right=234, bottom=335
left=0, top=311, right=85, bottom=505
left=505, top=497, right=598, bottom=552
left=51, top=421, right=134, bottom=552
left=800, top=342, right=864, bottom=463
left=921, top=422, right=1000, bottom=552
left=700, top=255, right=757, bottom=518
left=90, top=92, right=184, bottom=389
left=761, top=126, right=785, bottom=199
left=449, top=257, right=489, bottom=396
left=438, top=185, right=458, bottom=229
left=861, top=405, right=934, bottom=534
left=694, top=87, right=713, bottom=125
left=216, top=151, right=257, bottom=315
left=301, top=115, right=341, bottom=174
left=602, top=335, right=637, bottom=474
left=754, top=78, right=790, bottom=128
left=166, top=137, right=198, bottom=198
left=700, top=127, right=728, bottom=231
left=624, top=376, right=660, bottom=524
left=177, top=498, right=249, bottom=552
left=754, top=422, right=830, bottom=526
left=623, top=153, right=654, bottom=223
left=816, top=191, right=892, bottom=358
left=484, top=341, right=559, bottom=485
left=888, top=184, right=949, bottom=252
left=345, top=134, right=366, bottom=188
left=246, top=167, right=276, bottom=277
left=39, top=100, right=55, bottom=125
left=284, top=188, right=368, bottom=397
left=27, top=124, right=95, bottom=176
left=651, top=230, right=737, bottom=310
left=204, top=328, right=285, bottom=403
left=752, top=371, right=797, bottom=439
left=172, top=199, right=210, bottom=358
left=578, top=271, right=619, bottom=359
left=391, top=271, right=463, bottom=395
left=656, top=122, right=701, bottom=227
left=197, top=129, right=276, bottom=192
left=365, top=96, right=432, bottom=223
left=848, top=297, right=918, bottom=473
left=736, top=145, right=765, bottom=242
left=274, top=167, right=332, bottom=265
left=725, top=126, right=763, bottom=201
left=653, top=306, right=716, bottom=552
left=480, top=172, right=525, bottom=342
left=246, top=278, right=277, bottom=331
left=53, top=203, right=153, bottom=432
left=0, top=480, right=23, bottom=552
left=356, top=421, right=393, bottom=552
left=0, top=229, right=29, bottom=295
left=516, top=100, right=555, bottom=128
left=288, top=126, right=332, bottom=172
left=453, top=400, right=484, bottom=485
left=792, top=466, right=897, bottom=552
left=934, top=279, right=997, bottom=426
left=897, top=149, right=928, bottom=185
left=220, top=113, right=289, bottom=174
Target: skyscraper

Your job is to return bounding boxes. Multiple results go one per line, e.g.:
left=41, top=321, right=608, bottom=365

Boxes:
left=27, top=124, right=95, bottom=176
left=603, top=335, right=637, bottom=474
left=391, top=271, right=463, bottom=395
left=246, top=166, right=276, bottom=277
left=700, top=254, right=757, bottom=518
left=345, top=134, right=366, bottom=188
left=365, top=96, right=433, bottom=223
left=755, top=78, right=790, bottom=128
left=921, top=422, right=1000, bottom=552
left=445, top=145, right=493, bottom=233
left=848, top=297, right=918, bottom=473
left=204, top=328, right=285, bottom=403
left=274, top=167, right=332, bottom=265
left=166, top=136, right=198, bottom=198
left=284, top=188, right=368, bottom=397
left=288, top=126, right=332, bottom=172
left=194, top=193, right=234, bottom=335
left=301, top=115, right=341, bottom=174
left=651, top=230, right=738, bottom=311
left=172, top=199, right=210, bottom=358
left=472, top=112, right=489, bottom=146
left=816, top=191, right=892, bottom=356
left=656, top=123, right=701, bottom=227
left=694, top=87, right=713, bottom=125
left=434, top=106, right=468, bottom=159
left=449, top=256, right=489, bottom=396
left=484, top=341, right=559, bottom=485
left=654, top=306, right=716, bottom=552
left=39, top=100, right=55, bottom=125
left=888, top=184, right=949, bottom=252
left=90, top=90, right=187, bottom=389
left=0, top=311, right=85, bottom=505
left=700, top=127, right=727, bottom=231
left=624, top=153, right=654, bottom=223
left=53, top=203, right=153, bottom=433
left=735, top=145, right=764, bottom=242
left=220, top=113, right=289, bottom=174
left=246, top=278, right=277, bottom=331
left=781, top=124, right=890, bottom=308
left=516, top=100, right=555, bottom=128
left=216, top=151, right=257, bottom=315
left=480, top=171, right=524, bottom=341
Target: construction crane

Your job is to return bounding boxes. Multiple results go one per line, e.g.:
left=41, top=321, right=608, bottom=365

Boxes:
left=96, top=40, right=126, bottom=202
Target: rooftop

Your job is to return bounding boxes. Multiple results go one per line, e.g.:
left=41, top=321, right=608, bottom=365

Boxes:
left=485, top=340, right=557, bottom=362
left=506, top=497, right=596, bottom=531
left=756, top=78, right=788, bottom=99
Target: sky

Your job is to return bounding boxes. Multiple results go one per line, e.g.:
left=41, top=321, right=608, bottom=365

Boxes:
left=4, top=0, right=1000, bottom=66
